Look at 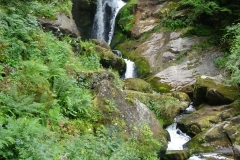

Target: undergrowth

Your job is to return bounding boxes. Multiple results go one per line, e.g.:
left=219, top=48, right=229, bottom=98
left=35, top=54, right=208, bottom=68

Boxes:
left=0, top=0, right=162, bottom=159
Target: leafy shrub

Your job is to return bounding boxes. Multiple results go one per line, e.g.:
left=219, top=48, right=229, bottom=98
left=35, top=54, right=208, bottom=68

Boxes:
left=117, top=0, right=137, bottom=32
left=224, top=24, right=240, bottom=85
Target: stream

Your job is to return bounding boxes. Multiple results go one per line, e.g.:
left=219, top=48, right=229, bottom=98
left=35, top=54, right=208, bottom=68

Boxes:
left=92, top=1, right=233, bottom=159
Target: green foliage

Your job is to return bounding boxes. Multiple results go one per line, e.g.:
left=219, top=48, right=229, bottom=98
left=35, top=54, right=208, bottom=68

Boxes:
left=0, top=117, right=62, bottom=159
left=145, top=97, right=182, bottom=126
left=224, top=24, right=240, bottom=85
left=163, top=19, right=186, bottom=30
left=78, top=40, right=102, bottom=70
left=117, top=0, right=137, bottom=32
left=0, top=87, right=45, bottom=118
left=0, top=1, right=163, bottom=159
left=179, top=0, right=234, bottom=27
left=53, top=77, right=96, bottom=119
left=1, top=0, right=72, bottom=18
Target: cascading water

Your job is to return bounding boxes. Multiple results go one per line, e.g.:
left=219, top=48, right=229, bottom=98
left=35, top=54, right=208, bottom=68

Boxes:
left=122, top=59, right=137, bottom=79
left=92, top=0, right=126, bottom=44
left=92, top=0, right=137, bottom=79
left=166, top=117, right=191, bottom=150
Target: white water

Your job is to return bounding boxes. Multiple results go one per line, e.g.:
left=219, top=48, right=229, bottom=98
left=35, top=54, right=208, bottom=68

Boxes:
left=166, top=118, right=191, bottom=150
left=123, top=59, right=137, bottom=79
left=107, top=0, right=126, bottom=44
left=92, top=0, right=126, bottom=44
left=188, top=153, right=233, bottom=160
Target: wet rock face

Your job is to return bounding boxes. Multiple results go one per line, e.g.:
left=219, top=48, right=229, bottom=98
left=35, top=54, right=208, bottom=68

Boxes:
left=93, top=79, right=168, bottom=149
left=38, top=13, right=80, bottom=38
left=72, top=0, right=96, bottom=39
left=150, top=47, right=223, bottom=94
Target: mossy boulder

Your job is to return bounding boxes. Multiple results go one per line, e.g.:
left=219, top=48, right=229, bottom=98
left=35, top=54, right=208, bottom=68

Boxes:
left=116, top=0, right=137, bottom=35
left=165, top=92, right=191, bottom=102
left=163, top=150, right=190, bottom=160
left=148, top=76, right=173, bottom=93
left=122, top=78, right=153, bottom=93
left=93, top=79, right=168, bottom=150
left=177, top=103, right=237, bottom=137
left=186, top=122, right=233, bottom=156
left=193, top=75, right=240, bottom=106
left=76, top=70, right=115, bottom=89
left=92, top=39, right=126, bottom=75
left=38, top=13, right=80, bottom=38
left=125, top=90, right=190, bottom=127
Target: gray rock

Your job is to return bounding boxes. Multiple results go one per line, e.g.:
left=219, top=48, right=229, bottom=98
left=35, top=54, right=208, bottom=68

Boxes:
left=93, top=79, right=168, bottom=150
left=38, top=13, right=80, bottom=37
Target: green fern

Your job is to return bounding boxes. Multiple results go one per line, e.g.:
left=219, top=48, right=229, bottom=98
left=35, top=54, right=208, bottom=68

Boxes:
left=0, top=87, right=45, bottom=117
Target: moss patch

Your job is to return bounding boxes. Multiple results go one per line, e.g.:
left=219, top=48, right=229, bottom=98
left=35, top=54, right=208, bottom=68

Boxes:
left=148, top=77, right=172, bottom=93
left=125, top=90, right=189, bottom=127
left=117, top=0, right=137, bottom=32
left=123, top=78, right=153, bottom=93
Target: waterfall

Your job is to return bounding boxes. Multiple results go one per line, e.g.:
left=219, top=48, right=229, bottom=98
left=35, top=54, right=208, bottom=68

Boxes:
left=122, top=59, right=137, bottom=79
left=92, top=0, right=126, bottom=44
left=166, top=119, right=191, bottom=150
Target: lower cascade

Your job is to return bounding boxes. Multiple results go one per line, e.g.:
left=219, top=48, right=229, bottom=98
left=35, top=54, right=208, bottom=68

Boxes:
left=166, top=117, right=191, bottom=151
left=122, top=59, right=137, bottom=79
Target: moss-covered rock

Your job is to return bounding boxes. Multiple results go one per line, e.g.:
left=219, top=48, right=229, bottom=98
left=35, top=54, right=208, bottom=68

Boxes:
left=193, top=75, right=240, bottom=106
left=186, top=122, right=233, bottom=157
left=92, top=39, right=111, bottom=50
left=163, top=150, right=190, bottom=160
left=76, top=70, right=115, bottom=89
left=117, top=0, right=137, bottom=34
left=134, top=57, right=151, bottom=78
left=165, top=92, right=191, bottom=102
left=177, top=103, right=238, bottom=137
left=148, top=76, right=173, bottom=93
left=123, top=78, right=153, bottom=93
left=125, top=90, right=190, bottom=127
left=92, top=39, right=126, bottom=75
left=93, top=79, right=168, bottom=150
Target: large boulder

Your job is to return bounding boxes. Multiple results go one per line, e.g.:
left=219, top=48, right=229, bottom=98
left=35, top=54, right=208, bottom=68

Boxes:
left=148, top=47, right=223, bottom=94
left=193, top=75, right=240, bottom=106
left=186, top=121, right=234, bottom=157
left=93, top=79, right=168, bottom=150
left=177, top=104, right=236, bottom=137
left=76, top=70, right=115, bottom=89
left=125, top=90, right=190, bottom=127
left=38, top=13, right=80, bottom=38
left=177, top=101, right=240, bottom=159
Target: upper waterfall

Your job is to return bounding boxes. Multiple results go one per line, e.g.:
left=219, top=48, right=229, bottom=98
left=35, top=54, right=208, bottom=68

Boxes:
left=92, top=0, right=126, bottom=44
